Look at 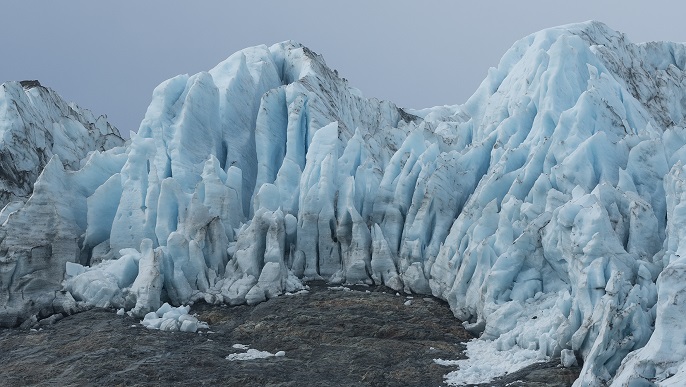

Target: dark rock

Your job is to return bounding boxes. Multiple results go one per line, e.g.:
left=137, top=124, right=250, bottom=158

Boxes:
left=473, top=361, right=582, bottom=387
left=19, top=80, right=41, bottom=89
left=0, top=283, right=578, bottom=386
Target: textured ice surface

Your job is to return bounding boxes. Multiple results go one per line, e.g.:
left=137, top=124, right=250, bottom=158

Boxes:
left=435, top=338, right=546, bottom=386
left=0, top=81, right=124, bottom=207
left=139, top=302, right=208, bottom=333
left=225, top=345, right=285, bottom=361
left=4, top=21, right=686, bottom=385
left=0, top=81, right=124, bottom=326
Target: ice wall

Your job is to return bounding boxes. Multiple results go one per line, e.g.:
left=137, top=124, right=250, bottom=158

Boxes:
left=0, top=81, right=124, bottom=206
left=0, top=81, right=124, bottom=326
left=4, top=21, right=686, bottom=386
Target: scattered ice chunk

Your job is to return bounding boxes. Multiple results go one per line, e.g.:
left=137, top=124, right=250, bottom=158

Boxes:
left=436, top=338, right=547, bottom=386
left=284, top=290, right=309, bottom=296
left=226, top=348, right=283, bottom=361
left=561, top=349, right=578, bottom=367
left=327, top=286, right=352, bottom=292
left=65, top=262, right=86, bottom=279
left=139, top=303, right=208, bottom=333
left=434, top=358, right=460, bottom=366
left=180, top=319, right=198, bottom=333
left=159, top=319, right=179, bottom=331
left=155, top=303, right=173, bottom=316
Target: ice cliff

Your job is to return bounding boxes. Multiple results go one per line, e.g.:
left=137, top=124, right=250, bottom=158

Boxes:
left=0, top=81, right=124, bottom=327
left=2, top=21, right=686, bottom=385
left=0, top=81, right=123, bottom=207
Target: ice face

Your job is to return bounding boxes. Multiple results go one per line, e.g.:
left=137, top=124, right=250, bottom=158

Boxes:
left=4, top=21, right=686, bottom=385
left=0, top=81, right=124, bottom=207
left=0, top=82, right=124, bottom=326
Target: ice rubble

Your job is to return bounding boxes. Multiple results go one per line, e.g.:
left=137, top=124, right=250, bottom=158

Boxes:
left=2, top=21, right=686, bottom=385
left=435, top=338, right=547, bottom=386
left=139, top=302, right=209, bottom=333
left=0, top=81, right=124, bottom=207
left=226, top=344, right=286, bottom=361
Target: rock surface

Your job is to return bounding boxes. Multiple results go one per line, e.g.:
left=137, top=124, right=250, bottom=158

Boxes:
left=0, top=284, right=577, bottom=386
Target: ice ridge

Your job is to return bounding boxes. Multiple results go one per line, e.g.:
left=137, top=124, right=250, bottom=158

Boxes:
left=0, top=81, right=125, bottom=327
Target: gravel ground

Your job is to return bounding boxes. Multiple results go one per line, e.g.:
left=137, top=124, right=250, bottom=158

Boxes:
left=0, top=282, right=579, bottom=386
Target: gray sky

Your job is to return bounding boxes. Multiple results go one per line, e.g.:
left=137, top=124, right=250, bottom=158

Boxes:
left=2, top=1, right=684, bottom=137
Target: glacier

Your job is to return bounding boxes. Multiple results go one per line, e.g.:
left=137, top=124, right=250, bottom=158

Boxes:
left=0, top=80, right=124, bottom=207
left=2, top=20, right=686, bottom=385
left=0, top=80, right=124, bottom=327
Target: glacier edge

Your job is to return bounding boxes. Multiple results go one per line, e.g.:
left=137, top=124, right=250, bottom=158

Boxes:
left=2, top=21, right=686, bottom=386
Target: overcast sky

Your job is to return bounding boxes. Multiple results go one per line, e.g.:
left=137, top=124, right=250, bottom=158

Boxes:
left=2, top=1, right=684, bottom=137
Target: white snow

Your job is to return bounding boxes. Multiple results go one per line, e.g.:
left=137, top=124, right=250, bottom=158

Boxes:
left=436, top=339, right=547, bottom=386
left=226, top=345, right=285, bottom=361
left=284, top=289, right=310, bottom=296
left=327, top=286, right=352, bottom=292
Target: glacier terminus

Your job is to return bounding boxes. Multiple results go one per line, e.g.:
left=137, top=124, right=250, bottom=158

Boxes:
left=2, top=21, right=686, bottom=385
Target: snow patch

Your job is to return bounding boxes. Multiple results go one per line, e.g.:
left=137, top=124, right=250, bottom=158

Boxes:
left=435, top=339, right=547, bottom=386
left=226, top=344, right=285, bottom=361
left=327, top=286, right=352, bottom=292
